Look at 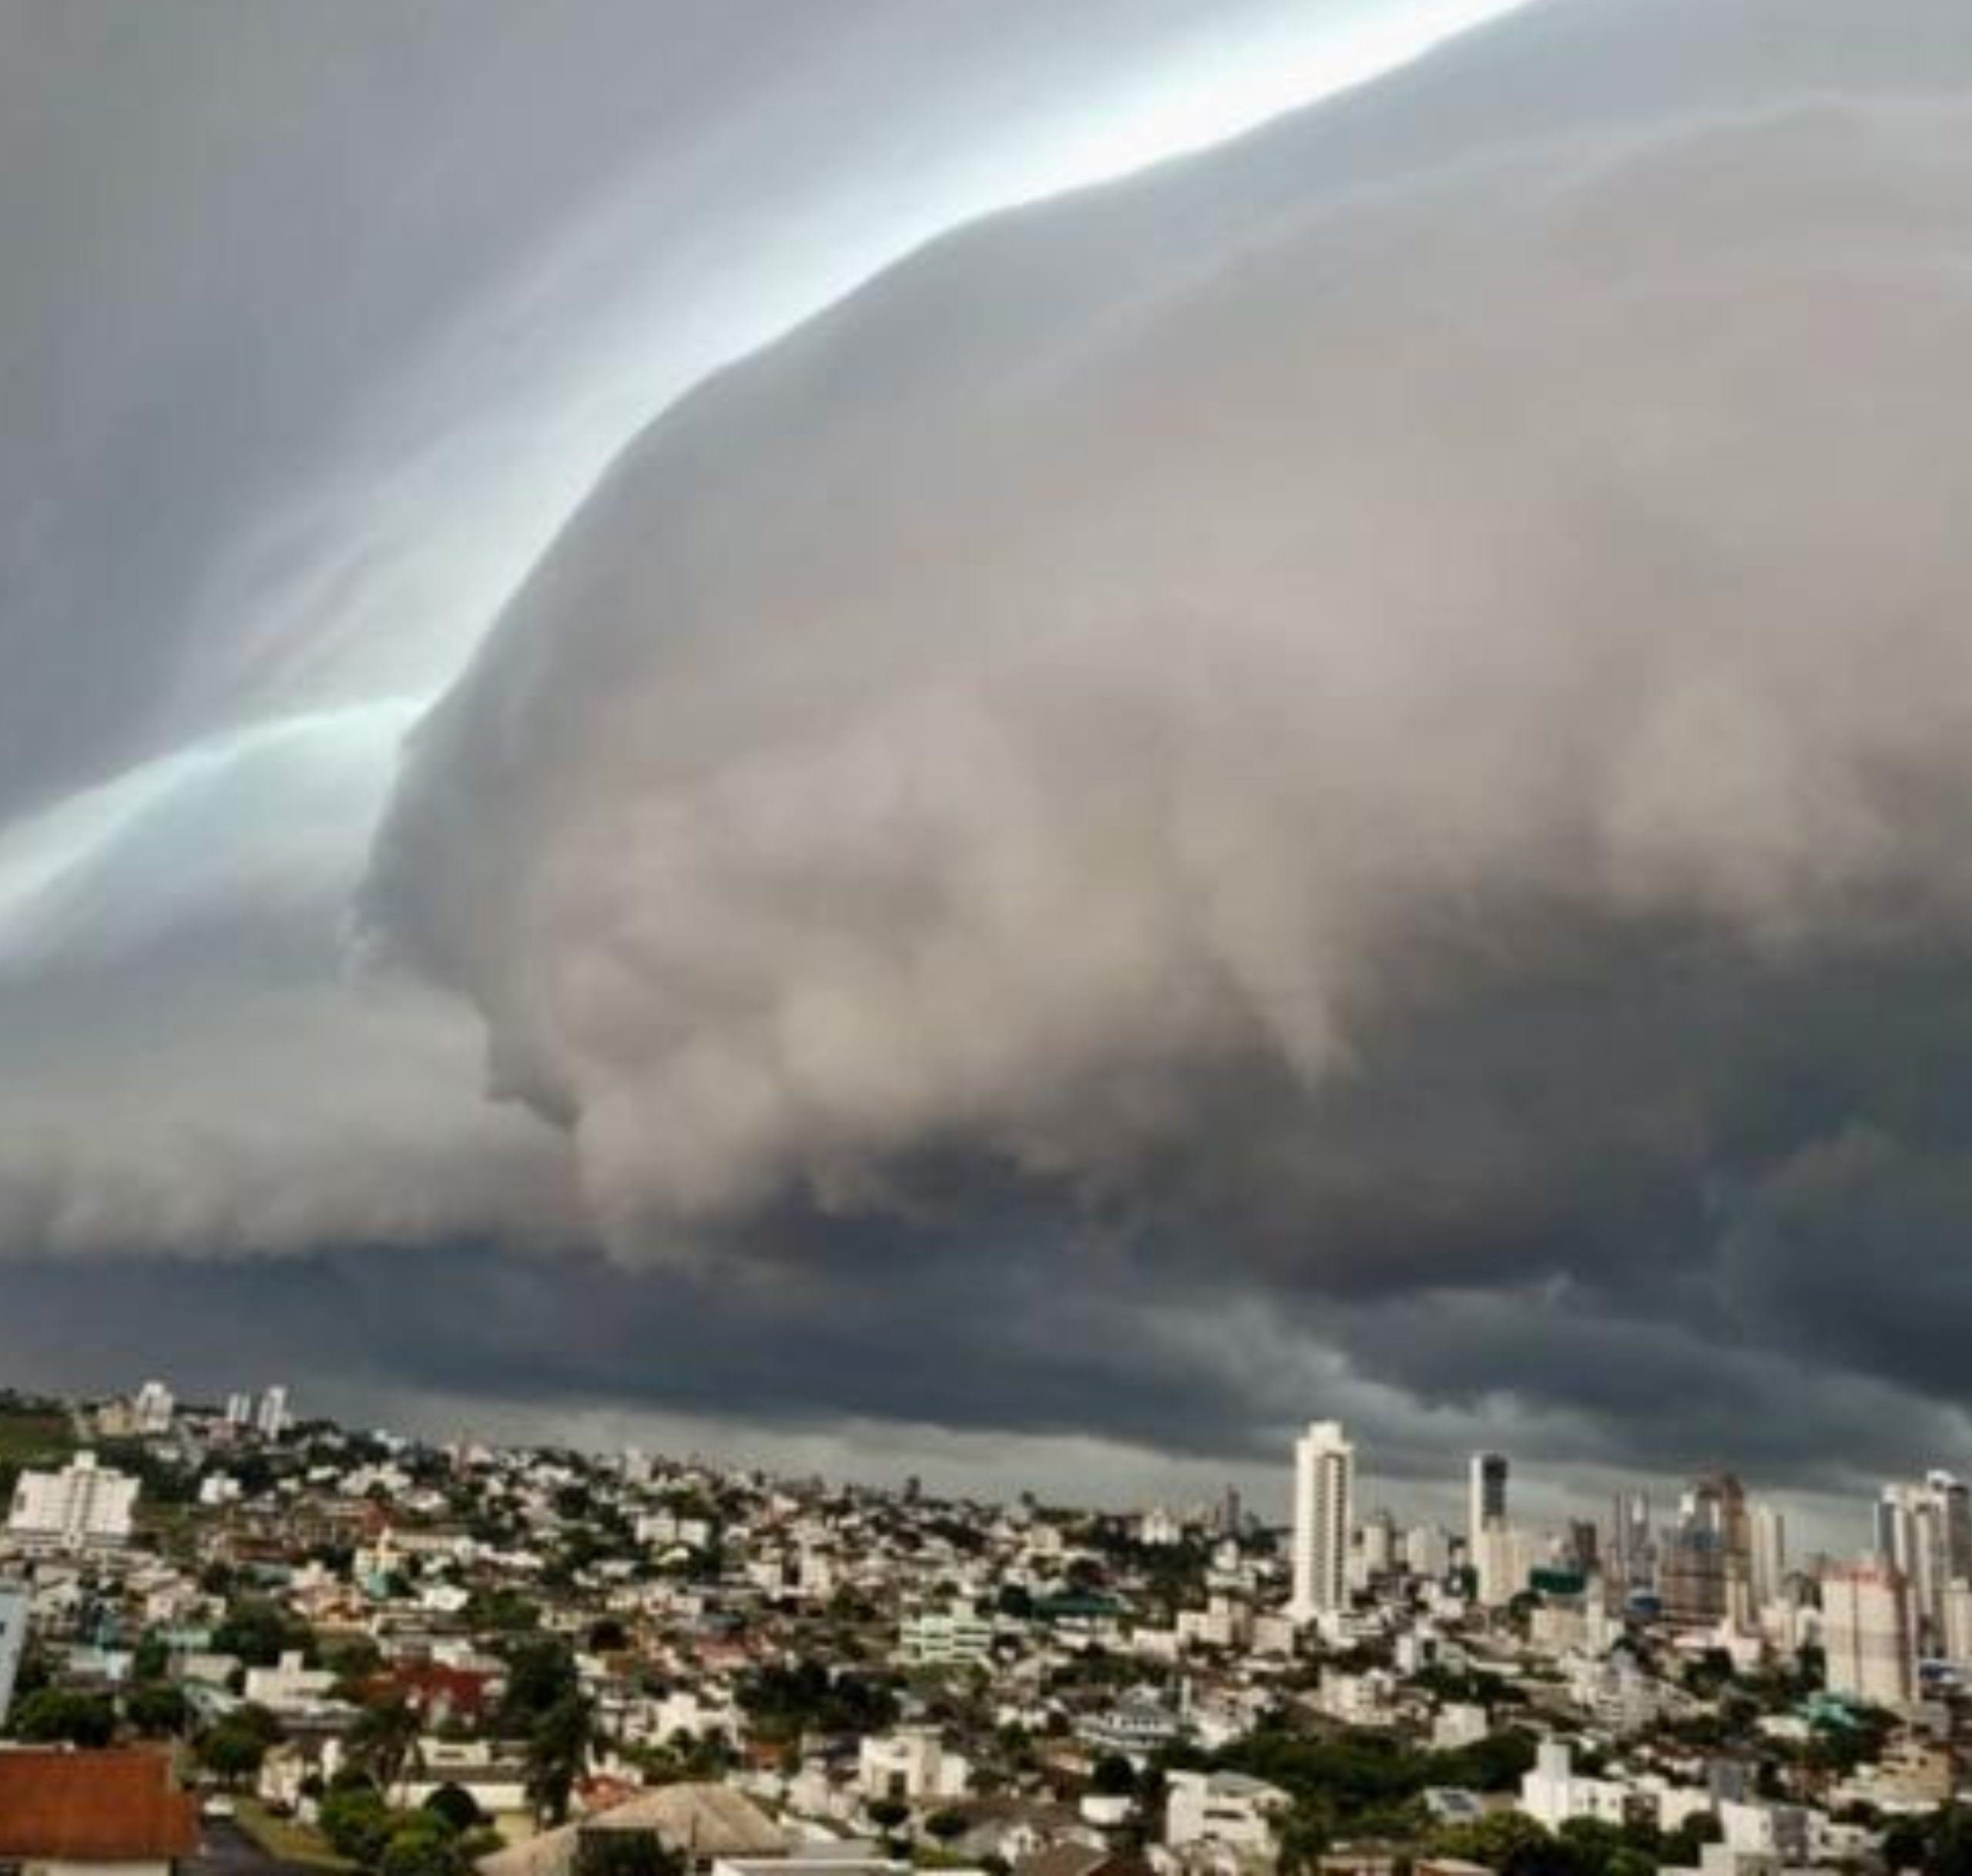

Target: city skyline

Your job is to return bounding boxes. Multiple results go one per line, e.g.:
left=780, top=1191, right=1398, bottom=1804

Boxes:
left=5, top=1369, right=1940, bottom=1572
left=12, top=0, right=1972, bottom=1858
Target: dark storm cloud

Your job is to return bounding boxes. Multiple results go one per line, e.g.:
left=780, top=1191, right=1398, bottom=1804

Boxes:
left=1, top=0, right=1474, bottom=1264
left=359, top=0, right=1972, bottom=1495
left=12, top=0, right=1972, bottom=1512
left=0, top=1236, right=1273, bottom=1458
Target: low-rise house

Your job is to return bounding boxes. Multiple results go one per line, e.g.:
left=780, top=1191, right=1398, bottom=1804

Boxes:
left=243, top=1648, right=338, bottom=1713
left=1075, top=1690, right=1190, bottom=1760
left=399, top=1739, right=532, bottom=1834
left=1164, top=1770, right=1288, bottom=1862
left=1317, top=1670, right=1395, bottom=1728
left=376, top=1660, right=497, bottom=1730
left=1833, top=1734, right=1954, bottom=1813
left=1717, top=1801, right=1811, bottom=1864
left=927, top=1797, right=1088, bottom=1866
left=899, top=1602, right=995, bottom=1670
left=1518, top=1740, right=1628, bottom=1828
left=1432, top=1703, right=1491, bottom=1750
left=0, top=1750, right=199, bottom=1876
left=477, top=1783, right=786, bottom=1876
left=858, top=1728, right=970, bottom=1801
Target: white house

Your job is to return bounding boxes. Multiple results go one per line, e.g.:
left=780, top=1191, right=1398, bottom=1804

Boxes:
left=0, top=1584, right=28, bottom=1727
left=898, top=1602, right=995, bottom=1669
left=397, top=1738, right=532, bottom=1828
left=1165, top=1770, right=1289, bottom=1859
left=858, top=1729, right=970, bottom=1801
left=1519, top=1740, right=1628, bottom=1828
left=243, top=1648, right=339, bottom=1714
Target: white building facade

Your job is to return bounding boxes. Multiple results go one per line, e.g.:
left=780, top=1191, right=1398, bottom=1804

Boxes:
left=6, top=1452, right=139, bottom=1551
left=1290, top=1420, right=1353, bottom=1621
left=0, top=1582, right=28, bottom=1726
left=1823, top=1560, right=1913, bottom=1708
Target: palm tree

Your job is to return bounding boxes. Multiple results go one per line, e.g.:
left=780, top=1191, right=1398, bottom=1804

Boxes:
left=348, top=1693, right=424, bottom=1798
left=527, top=1690, right=595, bottom=1825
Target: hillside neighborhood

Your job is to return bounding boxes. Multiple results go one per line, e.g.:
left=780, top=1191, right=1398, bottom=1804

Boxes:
left=2, top=1388, right=1968, bottom=1876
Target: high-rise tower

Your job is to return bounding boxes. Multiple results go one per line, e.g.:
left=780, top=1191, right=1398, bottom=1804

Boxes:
left=1290, top=1420, right=1354, bottom=1621
left=1468, top=1452, right=1509, bottom=1553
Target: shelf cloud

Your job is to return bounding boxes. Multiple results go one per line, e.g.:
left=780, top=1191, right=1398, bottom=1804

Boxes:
left=11, top=0, right=1972, bottom=1500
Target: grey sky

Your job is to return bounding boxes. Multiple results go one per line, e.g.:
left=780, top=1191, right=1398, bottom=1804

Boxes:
left=3, top=0, right=1968, bottom=1544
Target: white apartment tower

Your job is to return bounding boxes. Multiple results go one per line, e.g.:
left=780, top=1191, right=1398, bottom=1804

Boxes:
left=132, top=1379, right=174, bottom=1436
left=1290, top=1419, right=1354, bottom=1621
left=1750, top=1502, right=1788, bottom=1609
left=0, top=1582, right=26, bottom=1727
left=257, top=1385, right=291, bottom=1441
left=1876, top=1473, right=1972, bottom=1652
left=1823, top=1559, right=1915, bottom=1708
left=6, top=1452, right=139, bottom=1552
left=1945, top=1580, right=1972, bottom=1667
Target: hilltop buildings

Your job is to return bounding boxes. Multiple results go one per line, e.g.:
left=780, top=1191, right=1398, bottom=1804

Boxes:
left=6, top=1451, right=139, bottom=1553
left=0, top=1382, right=1967, bottom=1874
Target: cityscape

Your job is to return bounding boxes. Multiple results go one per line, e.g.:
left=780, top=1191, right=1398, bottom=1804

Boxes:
left=9, top=0, right=1972, bottom=1866
left=3, top=1383, right=1972, bottom=1873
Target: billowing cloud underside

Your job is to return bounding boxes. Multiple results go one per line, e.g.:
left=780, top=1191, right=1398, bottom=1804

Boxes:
left=10, top=0, right=1972, bottom=1496
left=357, top=0, right=1972, bottom=1479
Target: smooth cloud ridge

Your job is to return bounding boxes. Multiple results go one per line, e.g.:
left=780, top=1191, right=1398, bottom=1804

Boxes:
left=371, top=0, right=1972, bottom=1229
left=359, top=0, right=1972, bottom=1486
left=2, top=0, right=1509, bottom=1275
left=13, top=0, right=1972, bottom=1502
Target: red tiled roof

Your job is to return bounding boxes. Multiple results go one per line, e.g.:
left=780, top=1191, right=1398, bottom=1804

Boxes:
left=374, top=1661, right=493, bottom=1719
left=0, top=1750, right=200, bottom=1860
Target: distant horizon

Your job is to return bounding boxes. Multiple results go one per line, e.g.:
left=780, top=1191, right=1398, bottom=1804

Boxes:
left=7, top=1375, right=1898, bottom=1567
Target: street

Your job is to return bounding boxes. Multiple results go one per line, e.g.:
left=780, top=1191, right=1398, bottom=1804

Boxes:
left=186, top=1818, right=323, bottom=1876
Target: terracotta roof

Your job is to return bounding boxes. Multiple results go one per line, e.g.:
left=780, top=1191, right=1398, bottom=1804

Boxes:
left=478, top=1781, right=786, bottom=1876
left=0, top=1750, right=200, bottom=1860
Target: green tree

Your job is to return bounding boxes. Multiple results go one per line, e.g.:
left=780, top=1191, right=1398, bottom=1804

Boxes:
left=425, top=1784, right=485, bottom=1831
left=925, top=1811, right=970, bottom=1848
left=468, top=1588, right=542, bottom=1633
left=13, top=1688, right=116, bottom=1747
left=1275, top=1799, right=1332, bottom=1876
left=1661, top=1814, right=1722, bottom=1869
left=126, top=1681, right=189, bottom=1736
left=349, top=1694, right=424, bottom=1795
left=499, top=1636, right=579, bottom=1727
left=320, top=1785, right=394, bottom=1866
left=1090, top=1754, right=1135, bottom=1797
left=1881, top=1804, right=1972, bottom=1876
left=199, top=1717, right=271, bottom=1787
left=1558, top=1817, right=1630, bottom=1876
left=1928, top=1807, right=1972, bottom=1876
left=380, top=1813, right=466, bottom=1876
left=212, top=1596, right=308, bottom=1668
left=324, top=1636, right=384, bottom=1689
left=525, top=1690, right=595, bottom=1826
left=1430, top=1811, right=1558, bottom=1873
